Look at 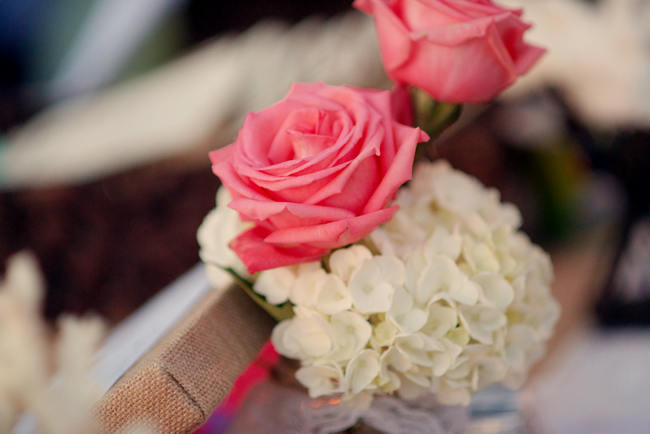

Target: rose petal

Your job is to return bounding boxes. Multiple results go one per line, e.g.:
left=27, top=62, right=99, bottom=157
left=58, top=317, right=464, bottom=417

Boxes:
left=229, top=199, right=355, bottom=224
left=231, top=226, right=325, bottom=273
left=354, top=0, right=413, bottom=70
left=264, top=206, right=398, bottom=249
left=362, top=125, right=427, bottom=213
left=390, top=84, right=414, bottom=126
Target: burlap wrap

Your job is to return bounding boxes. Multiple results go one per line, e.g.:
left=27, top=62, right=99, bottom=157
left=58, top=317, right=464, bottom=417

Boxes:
left=95, top=285, right=274, bottom=433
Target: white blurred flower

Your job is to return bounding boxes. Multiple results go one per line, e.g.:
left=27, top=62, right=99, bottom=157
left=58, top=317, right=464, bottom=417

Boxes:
left=0, top=253, right=48, bottom=432
left=32, top=315, right=105, bottom=434
left=3, top=252, right=44, bottom=311
left=0, top=252, right=118, bottom=433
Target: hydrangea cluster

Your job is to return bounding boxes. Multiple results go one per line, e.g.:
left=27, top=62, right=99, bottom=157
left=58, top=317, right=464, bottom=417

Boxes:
left=198, top=161, right=559, bottom=406
left=265, top=161, right=559, bottom=405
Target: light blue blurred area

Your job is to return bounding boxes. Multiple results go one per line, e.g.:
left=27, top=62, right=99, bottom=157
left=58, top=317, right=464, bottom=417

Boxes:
left=26, top=0, right=99, bottom=85
left=0, top=0, right=186, bottom=101
left=0, top=0, right=97, bottom=83
left=46, top=0, right=187, bottom=100
left=468, top=385, right=526, bottom=434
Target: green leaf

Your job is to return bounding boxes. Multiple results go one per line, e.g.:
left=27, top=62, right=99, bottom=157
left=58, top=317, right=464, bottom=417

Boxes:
left=220, top=266, right=294, bottom=322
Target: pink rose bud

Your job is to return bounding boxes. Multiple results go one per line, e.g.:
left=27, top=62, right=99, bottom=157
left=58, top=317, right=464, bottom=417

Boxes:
left=355, top=0, right=546, bottom=103
left=210, top=83, right=429, bottom=273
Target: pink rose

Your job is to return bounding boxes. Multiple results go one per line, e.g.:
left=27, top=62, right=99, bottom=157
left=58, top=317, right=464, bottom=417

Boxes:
left=355, top=0, right=545, bottom=103
left=210, top=83, right=428, bottom=273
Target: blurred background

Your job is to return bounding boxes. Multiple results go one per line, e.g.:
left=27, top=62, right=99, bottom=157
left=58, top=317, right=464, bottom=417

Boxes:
left=0, top=0, right=648, bottom=431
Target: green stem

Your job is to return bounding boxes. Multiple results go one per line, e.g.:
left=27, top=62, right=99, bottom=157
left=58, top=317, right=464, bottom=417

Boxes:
left=413, top=88, right=463, bottom=161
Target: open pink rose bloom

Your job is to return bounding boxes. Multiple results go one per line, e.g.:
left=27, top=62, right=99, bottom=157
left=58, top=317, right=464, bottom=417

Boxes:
left=210, top=83, right=428, bottom=273
left=355, top=0, right=545, bottom=103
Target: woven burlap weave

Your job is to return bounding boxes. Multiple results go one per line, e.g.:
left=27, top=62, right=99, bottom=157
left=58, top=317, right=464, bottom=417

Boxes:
left=95, top=285, right=274, bottom=433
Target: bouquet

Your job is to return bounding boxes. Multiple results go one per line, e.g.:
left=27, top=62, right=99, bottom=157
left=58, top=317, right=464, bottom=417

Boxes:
left=198, top=0, right=559, bottom=430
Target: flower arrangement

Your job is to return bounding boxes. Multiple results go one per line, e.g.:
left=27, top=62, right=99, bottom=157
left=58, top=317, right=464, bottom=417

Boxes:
left=200, top=161, right=558, bottom=406
left=198, top=0, right=558, bottom=425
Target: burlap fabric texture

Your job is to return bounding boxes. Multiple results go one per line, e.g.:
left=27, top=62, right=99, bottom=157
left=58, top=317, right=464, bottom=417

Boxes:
left=95, top=285, right=274, bottom=433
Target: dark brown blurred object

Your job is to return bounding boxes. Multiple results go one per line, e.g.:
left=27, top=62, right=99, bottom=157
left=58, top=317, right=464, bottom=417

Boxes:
left=0, top=161, right=217, bottom=323
left=186, top=0, right=351, bottom=43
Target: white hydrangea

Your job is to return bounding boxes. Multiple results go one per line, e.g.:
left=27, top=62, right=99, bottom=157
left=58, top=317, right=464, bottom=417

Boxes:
left=197, top=187, right=253, bottom=285
left=268, top=161, right=559, bottom=406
